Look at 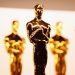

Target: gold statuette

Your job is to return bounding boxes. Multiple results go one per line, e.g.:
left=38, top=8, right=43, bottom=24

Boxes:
left=26, top=4, right=51, bottom=75
left=4, top=20, right=25, bottom=75
left=49, top=21, right=69, bottom=75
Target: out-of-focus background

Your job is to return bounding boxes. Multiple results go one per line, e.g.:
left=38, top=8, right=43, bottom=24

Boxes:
left=0, top=0, right=75, bottom=75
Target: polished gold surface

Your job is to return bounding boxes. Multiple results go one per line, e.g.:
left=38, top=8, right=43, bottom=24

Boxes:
left=4, top=21, right=25, bottom=75
left=49, top=22, right=69, bottom=75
